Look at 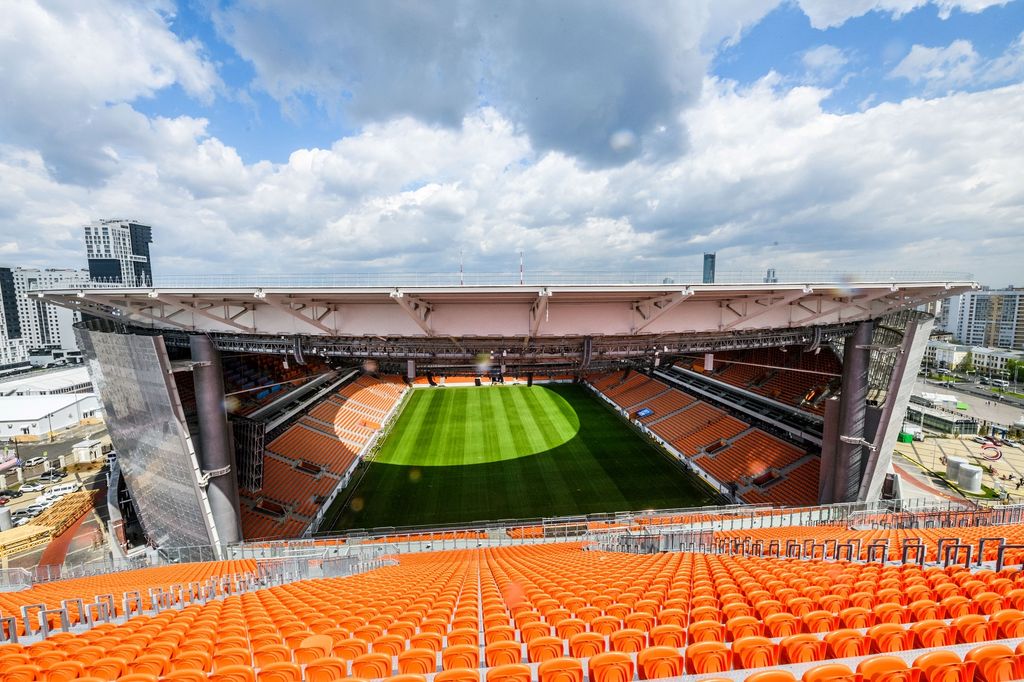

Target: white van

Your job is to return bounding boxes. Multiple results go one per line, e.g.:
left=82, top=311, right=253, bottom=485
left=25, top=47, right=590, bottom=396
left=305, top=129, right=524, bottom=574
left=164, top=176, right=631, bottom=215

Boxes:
left=40, top=482, right=80, bottom=501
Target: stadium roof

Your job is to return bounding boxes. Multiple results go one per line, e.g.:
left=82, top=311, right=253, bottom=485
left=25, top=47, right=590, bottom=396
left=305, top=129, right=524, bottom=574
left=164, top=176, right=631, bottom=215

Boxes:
left=38, top=279, right=977, bottom=339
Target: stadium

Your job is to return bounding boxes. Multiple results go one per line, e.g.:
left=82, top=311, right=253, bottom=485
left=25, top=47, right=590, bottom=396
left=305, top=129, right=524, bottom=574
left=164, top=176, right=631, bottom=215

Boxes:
left=1, top=272, right=1020, bottom=681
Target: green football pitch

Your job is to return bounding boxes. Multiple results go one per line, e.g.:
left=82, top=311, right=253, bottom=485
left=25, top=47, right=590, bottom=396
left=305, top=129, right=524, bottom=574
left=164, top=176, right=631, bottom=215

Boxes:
left=320, top=383, right=716, bottom=530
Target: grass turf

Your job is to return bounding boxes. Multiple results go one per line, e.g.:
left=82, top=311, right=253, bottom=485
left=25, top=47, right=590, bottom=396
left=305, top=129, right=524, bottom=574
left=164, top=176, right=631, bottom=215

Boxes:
left=321, top=383, right=715, bottom=530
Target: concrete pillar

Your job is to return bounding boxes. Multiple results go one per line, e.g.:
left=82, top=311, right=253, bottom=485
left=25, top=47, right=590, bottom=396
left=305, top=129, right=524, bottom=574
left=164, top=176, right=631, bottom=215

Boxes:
left=0, top=508, right=12, bottom=531
left=834, top=320, right=873, bottom=503
left=190, top=335, right=242, bottom=546
left=818, top=397, right=841, bottom=504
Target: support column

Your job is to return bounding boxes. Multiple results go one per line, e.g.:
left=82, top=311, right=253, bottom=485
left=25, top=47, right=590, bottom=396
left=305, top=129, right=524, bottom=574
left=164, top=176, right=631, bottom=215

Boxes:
left=190, top=335, right=242, bottom=546
left=858, top=315, right=935, bottom=502
left=833, top=320, right=873, bottom=503
left=818, top=397, right=841, bottom=504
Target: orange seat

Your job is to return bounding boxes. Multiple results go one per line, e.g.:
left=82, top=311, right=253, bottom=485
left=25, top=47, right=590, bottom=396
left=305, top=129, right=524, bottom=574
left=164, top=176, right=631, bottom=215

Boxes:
left=965, top=644, right=1022, bottom=682
left=909, top=620, right=952, bottom=648
left=745, top=673, right=797, bottom=682
left=764, top=612, right=801, bottom=637
left=164, top=673, right=208, bottom=682
left=726, top=615, right=763, bottom=640
left=636, top=647, right=682, bottom=680
left=48, top=661, right=87, bottom=682
left=253, top=646, right=292, bottom=668
left=296, top=635, right=334, bottom=664
left=520, top=623, right=551, bottom=643
left=867, top=623, right=914, bottom=653
left=537, top=658, right=583, bottom=682
left=117, top=675, right=160, bottom=682
left=952, top=614, right=992, bottom=643
left=304, top=658, right=350, bottom=682
left=858, top=656, right=918, bottom=682
left=732, top=636, right=779, bottom=669
left=485, top=664, right=531, bottom=682
left=447, top=629, right=479, bottom=647
left=685, top=641, right=730, bottom=675
left=609, top=628, right=645, bottom=653
left=256, top=663, right=302, bottom=682
left=526, top=637, right=563, bottom=663
left=687, top=620, right=725, bottom=643
left=839, top=607, right=874, bottom=629
left=824, top=629, right=867, bottom=658
left=410, top=633, right=443, bottom=654
left=913, top=650, right=976, bottom=682
left=989, top=609, right=1024, bottom=638
left=397, top=648, right=436, bottom=675
left=5, top=665, right=42, bottom=682
left=484, top=641, right=522, bottom=668
left=780, top=634, right=826, bottom=664
left=648, top=624, right=683, bottom=648
left=90, top=658, right=129, bottom=680
left=588, top=652, right=634, bottom=682
left=802, top=663, right=860, bottom=682
left=442, top=645, right=480, bottom=671
left=435, top=670, right=480, bottom=682
left=210, top=665, right=256, bottom=682
left=351, top=653, right=392, bottom=679
left=568, top=633, right=605, bottom=658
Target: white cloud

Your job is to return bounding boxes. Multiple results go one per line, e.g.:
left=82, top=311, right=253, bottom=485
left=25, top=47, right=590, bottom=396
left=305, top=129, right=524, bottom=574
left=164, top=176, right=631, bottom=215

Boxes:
left=2, top=79, right=1022, bottom=284
left=0, top=0, right=220, bottom=183
left=795, top=0, right=1010, bottom=28
left=890, top=40, right=980, bottom=89
left=890, top=32, right=1024, bottom=91
left=801, top=45, right=851, bottom=83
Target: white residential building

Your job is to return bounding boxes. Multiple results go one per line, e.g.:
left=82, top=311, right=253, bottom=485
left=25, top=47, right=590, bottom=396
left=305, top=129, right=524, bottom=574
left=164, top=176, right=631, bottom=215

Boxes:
left=11, top=268, right=90, bottom=351
left=84, top=219, right=153, bottom=286
left=941, top=288, right=1024, bottom=350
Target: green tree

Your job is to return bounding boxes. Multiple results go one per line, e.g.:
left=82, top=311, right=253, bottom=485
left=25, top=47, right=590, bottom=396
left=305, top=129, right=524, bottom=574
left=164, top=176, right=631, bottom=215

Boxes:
left=956, top=351, right=974, bottom=374
left=1007, top=358, right=1024, bottom=383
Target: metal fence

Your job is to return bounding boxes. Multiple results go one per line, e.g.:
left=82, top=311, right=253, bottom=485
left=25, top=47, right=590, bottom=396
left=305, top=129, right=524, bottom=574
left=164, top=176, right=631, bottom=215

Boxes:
left=30, top=269, right=974, bottom=290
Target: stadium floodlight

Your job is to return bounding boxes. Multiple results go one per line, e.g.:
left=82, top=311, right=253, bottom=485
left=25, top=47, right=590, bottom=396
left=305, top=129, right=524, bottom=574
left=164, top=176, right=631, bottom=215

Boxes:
left=839, top=435, right=877, bottom=451
left=147, top=290, right=159, bottom=298
left=253, top=288, right=266, bottom=299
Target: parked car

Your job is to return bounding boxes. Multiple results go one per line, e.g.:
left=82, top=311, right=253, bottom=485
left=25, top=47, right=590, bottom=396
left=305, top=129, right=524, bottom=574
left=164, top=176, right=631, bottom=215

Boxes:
left=19, top=482, right=45, bottom=492
left=22, top=456, right=46, bottom=468
left=973, top=436, right=988, bottom=444
left=0, top=488, right=22, bottom=498
left=0, top=497, right=9, bottom=505
left=40, top=469, right=67, bottom=480
left=11, top=509, right=35, bottom=519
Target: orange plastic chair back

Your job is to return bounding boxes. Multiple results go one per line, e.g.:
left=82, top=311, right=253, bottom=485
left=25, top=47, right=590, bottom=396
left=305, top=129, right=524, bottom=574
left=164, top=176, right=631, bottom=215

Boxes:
left=588, top=652, right=634, bottom=682
left=442, top=645, right=480, bottom=671
left=435, top=670, right=480, bottom=682
left=526, top=637, right=563, bottom=663
left=304, top=658, right=349, bottom=682
left=351, top=653, right=392, bottom=680
left=685, top=641, right=730, bottom=675
left=398, top=648, right=436, bottom=675
left=485, top=664, right=531, bottom=682
left=568, top=633, right=605, bottom=658
left=538, top=658, right=583, bottom=682
left=636, top=646, right=682, bottom=680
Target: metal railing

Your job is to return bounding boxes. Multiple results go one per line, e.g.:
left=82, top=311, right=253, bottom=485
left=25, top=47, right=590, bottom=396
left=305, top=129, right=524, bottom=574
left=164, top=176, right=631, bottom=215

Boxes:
left=30, top=269, right=975, bottom=290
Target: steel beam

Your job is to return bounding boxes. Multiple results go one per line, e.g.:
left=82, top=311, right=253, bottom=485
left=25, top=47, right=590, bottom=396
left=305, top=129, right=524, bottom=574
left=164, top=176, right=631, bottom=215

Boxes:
left=721, top=288, right=811, bottom=331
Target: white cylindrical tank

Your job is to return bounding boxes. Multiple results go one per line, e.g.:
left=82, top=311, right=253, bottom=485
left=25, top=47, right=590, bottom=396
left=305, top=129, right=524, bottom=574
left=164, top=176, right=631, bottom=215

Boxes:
left=946, top=457, right=965, bottom=480
left=957, top=464, right=983, bottom=494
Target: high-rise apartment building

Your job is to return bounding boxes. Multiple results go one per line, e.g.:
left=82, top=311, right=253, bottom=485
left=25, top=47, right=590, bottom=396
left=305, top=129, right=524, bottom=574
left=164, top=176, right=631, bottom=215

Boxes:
left=0, top=267, right=29, bottom=370
left=84, top=219, right=153, bottom=286
left=12, top=268, right=90, bottom=350
left=941, top=288, right=1024, bottom=350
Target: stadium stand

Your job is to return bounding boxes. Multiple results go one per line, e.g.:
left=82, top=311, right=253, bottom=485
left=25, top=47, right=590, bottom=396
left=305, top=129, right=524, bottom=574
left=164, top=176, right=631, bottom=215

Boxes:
left=677, top=347, right=841, bottom=416
left=6, top=527, right=1024, bottom=682
left=587, top=372, right=817, bottom=506
left=238, top=376, right=407, bottom=540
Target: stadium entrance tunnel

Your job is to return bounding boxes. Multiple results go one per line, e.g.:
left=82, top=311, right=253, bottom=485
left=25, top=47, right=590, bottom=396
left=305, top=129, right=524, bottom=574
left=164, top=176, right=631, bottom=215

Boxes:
left=372, top=385, right=582, bottom=467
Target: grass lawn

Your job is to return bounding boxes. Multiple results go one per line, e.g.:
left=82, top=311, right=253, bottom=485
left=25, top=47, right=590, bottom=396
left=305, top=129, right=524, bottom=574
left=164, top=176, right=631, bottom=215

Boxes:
left=320, top=384, right=715, bottom=530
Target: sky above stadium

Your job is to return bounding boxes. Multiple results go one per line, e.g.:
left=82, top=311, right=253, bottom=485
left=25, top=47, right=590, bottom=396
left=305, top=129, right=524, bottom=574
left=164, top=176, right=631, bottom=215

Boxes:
left=1, top=1, right=1022, bottom=285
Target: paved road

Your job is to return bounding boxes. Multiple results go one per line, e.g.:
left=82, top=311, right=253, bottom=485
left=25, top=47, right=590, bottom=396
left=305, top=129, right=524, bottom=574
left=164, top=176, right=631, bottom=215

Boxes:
left=914, top=377, right=1024, bottom=430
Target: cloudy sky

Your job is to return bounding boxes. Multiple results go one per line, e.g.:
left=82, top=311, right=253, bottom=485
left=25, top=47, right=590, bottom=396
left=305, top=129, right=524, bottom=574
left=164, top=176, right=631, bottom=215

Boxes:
left=1, top=0, right=1022, bottom=285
